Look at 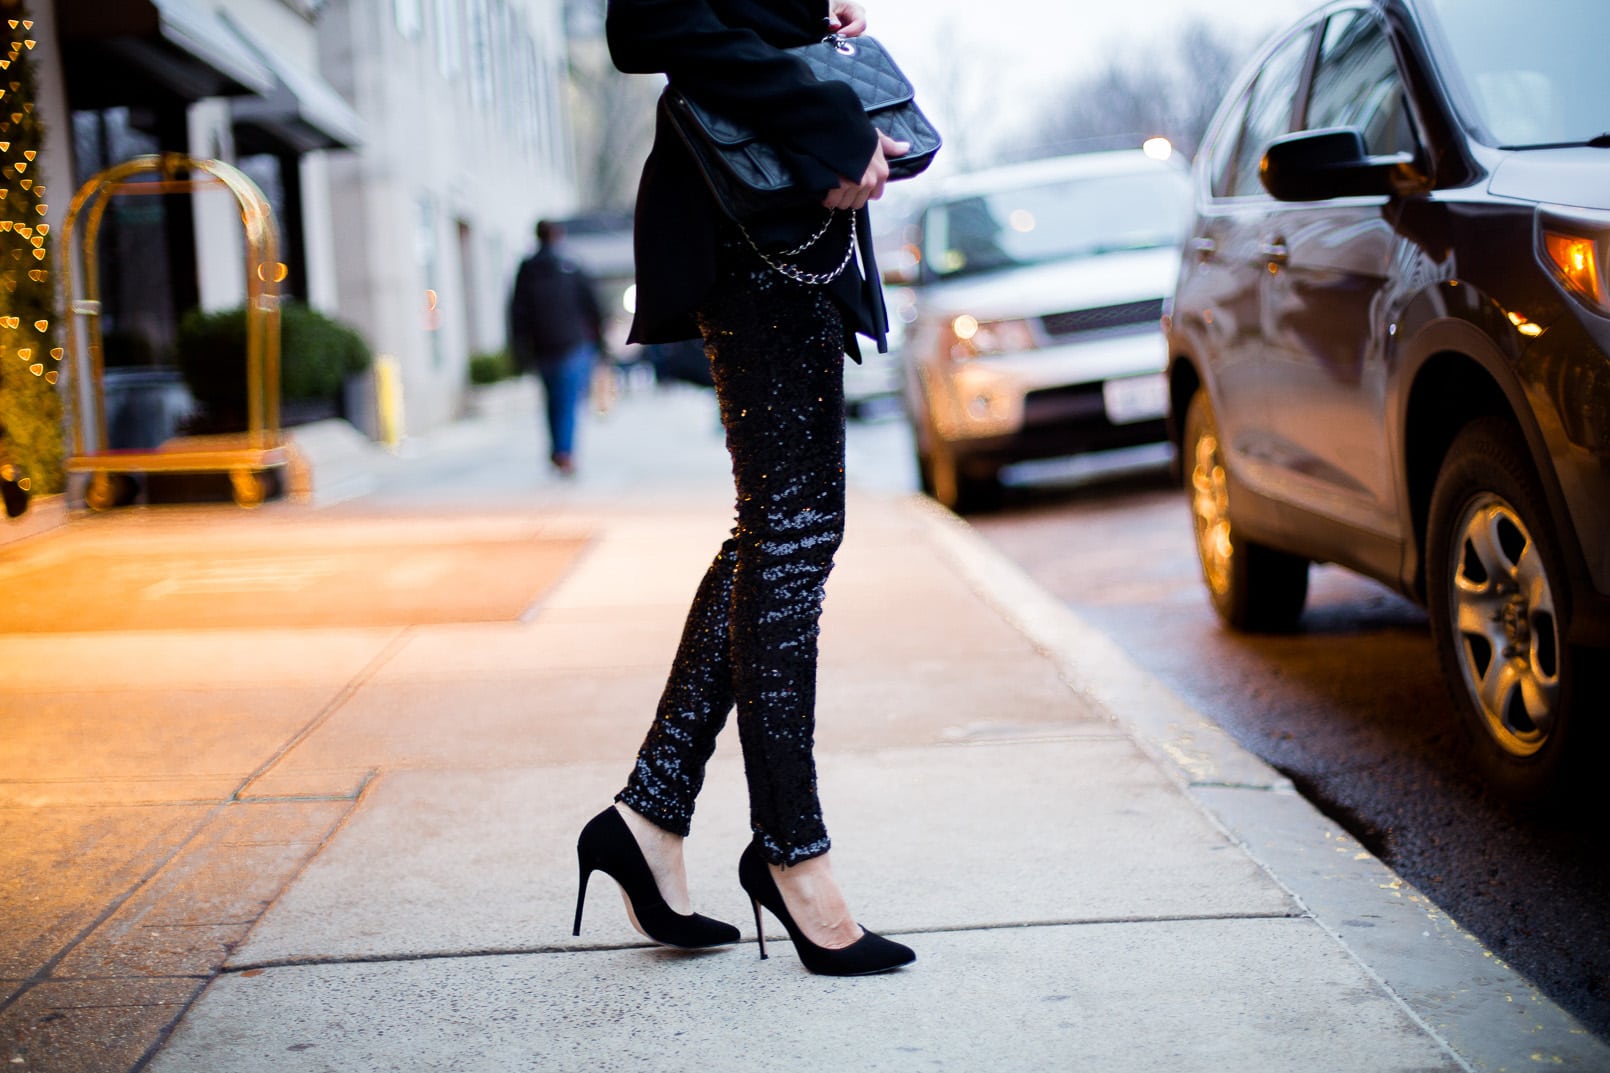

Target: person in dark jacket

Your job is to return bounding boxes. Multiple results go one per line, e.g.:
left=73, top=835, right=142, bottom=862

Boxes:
left=570, top=0, right=916, bottom=977
left=508, top=219, right=604, bottom=476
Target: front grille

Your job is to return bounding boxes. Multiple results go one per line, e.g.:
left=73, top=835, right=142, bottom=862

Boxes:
left=1040, top=298, right=1164, bottom=340
left=1021, top=384, right=1107, bottom=426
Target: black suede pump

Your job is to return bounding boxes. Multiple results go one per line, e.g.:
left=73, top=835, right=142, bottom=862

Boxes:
left=738, top=840, right=915, bottom=976
left=573, top=807, right=740, bottom=949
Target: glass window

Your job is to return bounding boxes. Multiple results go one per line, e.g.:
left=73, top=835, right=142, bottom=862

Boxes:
left=435, top=0, right=462, bottom=78
left=521, top=37, right=539, bottom=152
left=1421, top=0, right=1609, bottom=147
left=72, top=106, right=160, bottom=183
left=467, top=0, right=493, bottom=108
left=1226, top=29, right=1313, bottom=198
left=417, top=196, right=443, bottom=368
left=394, top=0, right=422, bottom=37
left=1306, top=11, right=1415, bottom=155
left=924, top=168, right=1192, bottom=280
left=492, top=0, right=512, bottom=123
left=69, top=108, right=187, bottom=371
left=1205, top=83, right=1253, bottom=199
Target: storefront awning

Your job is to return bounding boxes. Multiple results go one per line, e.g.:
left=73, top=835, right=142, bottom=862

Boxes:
left=60, top=0, right=276, bottom=105
left=222, top=14, right=366, bottom=153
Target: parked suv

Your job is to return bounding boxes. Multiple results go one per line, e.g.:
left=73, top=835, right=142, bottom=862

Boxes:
left=1166, top=0, right=1610, bottom=800
left=896, top=150, right=1191, bottom=510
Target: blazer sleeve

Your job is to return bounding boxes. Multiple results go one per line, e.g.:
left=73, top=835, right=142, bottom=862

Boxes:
left=605, top=0, right=878, bottom=194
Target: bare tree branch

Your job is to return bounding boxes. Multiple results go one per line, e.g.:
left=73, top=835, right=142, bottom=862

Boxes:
left=565, top=0, right=661, bottom=212
left=1001, top=19, right=1258, bottom=163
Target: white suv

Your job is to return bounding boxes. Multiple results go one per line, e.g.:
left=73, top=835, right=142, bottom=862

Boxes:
left=895, top=149, right=1191, bottom=510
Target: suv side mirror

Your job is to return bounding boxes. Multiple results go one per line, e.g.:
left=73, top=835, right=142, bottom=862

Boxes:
left=1260, top=127, right=1424, bottom=201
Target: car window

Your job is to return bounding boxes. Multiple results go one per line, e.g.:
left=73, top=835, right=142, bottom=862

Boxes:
left=923, top=167, right=1191, bottom=280
left=1421, top=0, right=1609, bottom=147
left=1205, top=83, right=1254, bottom=199
left=1225, top=28, right=1313, bottom=198
left=1306, top=10, right=1416, bottom=155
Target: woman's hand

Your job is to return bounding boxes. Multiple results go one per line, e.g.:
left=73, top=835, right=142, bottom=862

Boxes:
left=822, top=130, right=910, bottom=211
left=820, top=2, right=904, bottom=210
left=826, top=1, right=867, bottom=37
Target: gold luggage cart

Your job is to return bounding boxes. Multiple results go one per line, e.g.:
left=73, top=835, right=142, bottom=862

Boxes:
left=62, top=153, right=286, bottom=509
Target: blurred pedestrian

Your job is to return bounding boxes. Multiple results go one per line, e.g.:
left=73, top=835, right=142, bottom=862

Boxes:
left=508, top=220, right=604, bottom=476
left=570, top=0, right=915, bottom=976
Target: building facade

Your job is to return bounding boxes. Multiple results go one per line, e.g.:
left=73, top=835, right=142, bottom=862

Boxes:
left=44, top=0, right=575, bottom=443
left=317, top=0, right=576, bottom=431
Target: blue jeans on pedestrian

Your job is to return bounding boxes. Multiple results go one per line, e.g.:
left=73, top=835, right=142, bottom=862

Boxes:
left=535, top=343, right=595, bottom=462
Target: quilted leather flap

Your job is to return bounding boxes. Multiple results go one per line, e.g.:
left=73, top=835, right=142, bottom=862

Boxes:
left=796, top=36, right=915, bottom=113
left=685, top=101, right=757, bottom=149
left=680, top=35, right=915, bottom=149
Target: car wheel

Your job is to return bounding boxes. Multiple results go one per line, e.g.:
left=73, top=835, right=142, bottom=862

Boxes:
left=84, top=471, right=139, bottom=511
left=915, top=441, right=939, bottom=498
left=1425, top=418, right=1598, bottom=802
left=917, top=436, right=998, bottom=513
left=1183, top=389, right=1309, bottom=631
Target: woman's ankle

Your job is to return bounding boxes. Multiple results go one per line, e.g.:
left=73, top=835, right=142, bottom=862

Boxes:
left=614, top=803, right=693, bottom=914
left=770, top=852, right=864, bottom=950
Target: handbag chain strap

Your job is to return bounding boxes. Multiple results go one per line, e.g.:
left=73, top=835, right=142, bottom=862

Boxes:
left=735, top=209, right=857, bottom=286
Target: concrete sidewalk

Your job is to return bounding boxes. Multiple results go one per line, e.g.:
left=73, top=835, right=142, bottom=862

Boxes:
left=2, top=380, right=1605, bottom=1071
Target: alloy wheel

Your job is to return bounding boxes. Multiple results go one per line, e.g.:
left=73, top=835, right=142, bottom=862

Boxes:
left=1446, top=492, right=1561, bottom=758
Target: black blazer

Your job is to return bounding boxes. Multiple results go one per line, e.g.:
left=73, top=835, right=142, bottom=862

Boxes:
left=606, top=0, right=884, bottom=355
left=507, top=246, right=604, bottom=367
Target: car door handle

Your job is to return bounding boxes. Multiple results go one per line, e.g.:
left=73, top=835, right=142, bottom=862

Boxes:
left=1260, top=240, right=1289, bottom=264
left=1190, top=236, right=1218, bottom=260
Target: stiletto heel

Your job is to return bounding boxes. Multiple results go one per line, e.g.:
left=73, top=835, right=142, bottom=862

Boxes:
left=751, top=897, right=768, bottom=960
left=572, top=850, right=592, bottom=936
left=737, top=840, right=915, bottom=976
left=572, top=806, right=740, bottom=949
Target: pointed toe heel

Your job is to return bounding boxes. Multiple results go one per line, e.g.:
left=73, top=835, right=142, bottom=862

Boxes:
left=573, top=807, right=740, bottom=949
left=738, top=841, right=915, bottom=976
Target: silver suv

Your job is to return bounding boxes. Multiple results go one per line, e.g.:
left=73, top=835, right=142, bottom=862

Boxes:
left=893, top=149, right=1192, bottom=510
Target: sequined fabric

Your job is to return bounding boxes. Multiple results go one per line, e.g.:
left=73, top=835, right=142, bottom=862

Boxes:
left=617, top=240, right=846, bottom=867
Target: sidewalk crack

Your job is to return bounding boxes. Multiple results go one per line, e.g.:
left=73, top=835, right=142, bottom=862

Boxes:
left=222, top=911, right=1308, bottom=974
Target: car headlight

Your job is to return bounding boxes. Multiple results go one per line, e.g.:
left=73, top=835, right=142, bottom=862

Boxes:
left=1542, top=226, right=1610, bottom=314
left=947, top=315, right=1037, bottom=361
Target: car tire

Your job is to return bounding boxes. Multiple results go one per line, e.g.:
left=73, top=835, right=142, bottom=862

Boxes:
left=1183, top=389, right=1309, bottom=631
left=916, top=437, right=998, bottom=513
left=1425, top=418, right=1599, bottom=803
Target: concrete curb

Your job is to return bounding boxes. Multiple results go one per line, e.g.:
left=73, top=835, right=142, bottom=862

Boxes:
left=906, top=492, right=1610, bottom=1073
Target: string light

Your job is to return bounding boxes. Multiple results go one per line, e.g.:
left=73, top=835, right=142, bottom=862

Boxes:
left=0, top=9, right=47, bottom=376
left=0, top=0, right=62, bottom=513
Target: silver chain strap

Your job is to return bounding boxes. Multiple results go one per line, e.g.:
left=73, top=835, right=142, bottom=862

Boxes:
left=736, top=209, right=858, bottom=285
left=773, top=209, right=840, bottom=256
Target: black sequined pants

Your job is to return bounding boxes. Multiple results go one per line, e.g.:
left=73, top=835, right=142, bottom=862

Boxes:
left=617, top=244, right=846, bottom=867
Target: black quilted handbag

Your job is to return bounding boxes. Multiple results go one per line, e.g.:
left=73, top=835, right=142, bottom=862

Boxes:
left=662, top=34, right=941, bottom=225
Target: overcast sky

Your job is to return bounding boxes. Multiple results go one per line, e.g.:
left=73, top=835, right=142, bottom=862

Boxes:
left=857, top=0, right=1315, bottom=164
left=861, top=0, right=1312, bottom=74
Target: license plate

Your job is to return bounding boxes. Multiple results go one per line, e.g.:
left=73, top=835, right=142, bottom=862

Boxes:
left=1103, top=373, right=1168, bottom=425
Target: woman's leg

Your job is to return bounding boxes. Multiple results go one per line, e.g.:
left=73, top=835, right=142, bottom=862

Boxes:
left=610, top=537, right=738, bottom=916
left=617, top=255, right=847, bottom=867
left=538, top=343, right=594, bottom=469
left=705, top=261, right=848, bottom=866
left=616, top=538, right=739, bottom=835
